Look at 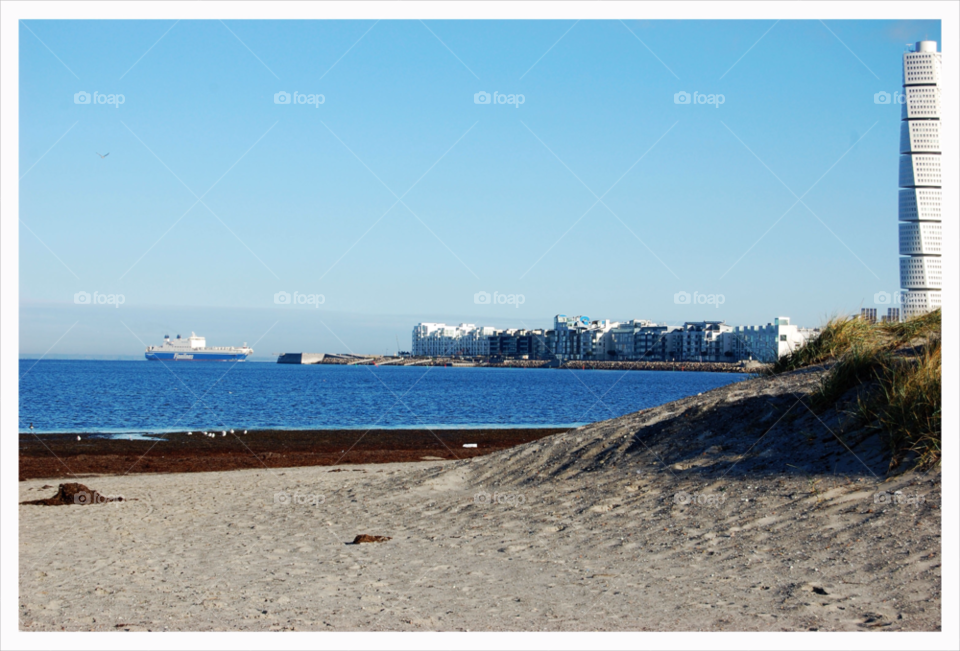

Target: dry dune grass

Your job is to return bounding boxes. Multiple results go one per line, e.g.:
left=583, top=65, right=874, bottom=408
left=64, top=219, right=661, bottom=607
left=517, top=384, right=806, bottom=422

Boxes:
left=771, top=310, right=941, bottom=469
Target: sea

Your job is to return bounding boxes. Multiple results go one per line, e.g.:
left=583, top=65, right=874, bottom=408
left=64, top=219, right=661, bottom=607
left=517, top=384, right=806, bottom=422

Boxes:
left=18, top=360, right=750, bottom=436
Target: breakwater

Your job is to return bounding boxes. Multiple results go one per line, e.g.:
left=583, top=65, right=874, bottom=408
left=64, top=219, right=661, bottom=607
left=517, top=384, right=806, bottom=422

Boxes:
left=276, top=354, right=761, bottom=373
left=556, top=360, right=763, bottom=373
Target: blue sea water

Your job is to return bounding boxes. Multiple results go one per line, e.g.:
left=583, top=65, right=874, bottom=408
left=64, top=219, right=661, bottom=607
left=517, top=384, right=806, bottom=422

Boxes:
left=18, top=360, right=749, bottom=435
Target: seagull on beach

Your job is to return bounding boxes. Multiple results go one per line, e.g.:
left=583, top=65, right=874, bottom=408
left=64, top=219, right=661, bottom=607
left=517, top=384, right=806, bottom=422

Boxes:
left=230, top=429, right=235, bottom=434
left=187, top=431, right=193, bottom=435
left=243, top=430, right=247, bottom=434
left=97, top=152, right=109, bottom=159
left=77, top=436, right=81, bottom=441
left=222, top=431, right=227, bottom=437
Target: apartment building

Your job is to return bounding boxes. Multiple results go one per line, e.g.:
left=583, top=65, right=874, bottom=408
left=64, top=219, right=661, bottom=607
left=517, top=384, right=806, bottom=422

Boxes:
left=412, top=315, right=818, bottom=363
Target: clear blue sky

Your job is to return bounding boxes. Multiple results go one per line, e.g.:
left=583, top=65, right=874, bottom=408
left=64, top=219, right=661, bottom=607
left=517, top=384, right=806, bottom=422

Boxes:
left=19, top=19, right=941, bottom=357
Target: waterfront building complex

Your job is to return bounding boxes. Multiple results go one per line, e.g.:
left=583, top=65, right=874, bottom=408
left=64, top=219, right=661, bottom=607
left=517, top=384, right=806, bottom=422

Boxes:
left=412, top=315, right=818, bottom=364
left=899, top=40, right=942, bottom=318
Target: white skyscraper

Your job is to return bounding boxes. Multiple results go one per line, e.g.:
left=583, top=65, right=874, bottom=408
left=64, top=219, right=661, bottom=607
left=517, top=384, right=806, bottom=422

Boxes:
left=899, top=40, right=942, bottom=318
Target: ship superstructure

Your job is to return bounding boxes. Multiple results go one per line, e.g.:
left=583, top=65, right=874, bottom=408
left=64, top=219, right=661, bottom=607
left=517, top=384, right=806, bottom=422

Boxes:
left=145, top=333, right=253, bottom=361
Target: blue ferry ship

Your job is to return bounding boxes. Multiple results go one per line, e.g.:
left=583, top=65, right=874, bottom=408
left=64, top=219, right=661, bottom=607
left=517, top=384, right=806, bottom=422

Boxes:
left=145, top=333, right=253, bottom=362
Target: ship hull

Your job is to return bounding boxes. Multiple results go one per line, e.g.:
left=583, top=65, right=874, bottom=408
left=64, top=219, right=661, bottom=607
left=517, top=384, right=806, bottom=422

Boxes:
left=145, top=352, right=249, bottom=362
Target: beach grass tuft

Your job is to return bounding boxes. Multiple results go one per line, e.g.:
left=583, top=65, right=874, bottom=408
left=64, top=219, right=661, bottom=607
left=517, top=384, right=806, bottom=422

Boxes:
left=773, top=309, right=941, bottom=468
left=862, top=335, right=941, bottom=469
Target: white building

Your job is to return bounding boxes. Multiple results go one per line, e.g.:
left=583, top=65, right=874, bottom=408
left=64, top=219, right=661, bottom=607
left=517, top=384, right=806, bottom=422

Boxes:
left=411, top=323, right=498, bottom=356
left=552, top=315, right=622, bottom=360
left=677, top=321, right=733, bottom=362
left=578, top=320, right=619, bottom=359
left=638, top=325, right=682, bottom=360
left=899, top=40, right=942, bottom=318
left=610, top=320, right=656, bottom=358
left=552, top=315, right=589, bottom=360
left=461, top=325, right=498, bottom=356
left=727, top=317, right=818, bottom=363
left=411, top=323, right=451, bottom=356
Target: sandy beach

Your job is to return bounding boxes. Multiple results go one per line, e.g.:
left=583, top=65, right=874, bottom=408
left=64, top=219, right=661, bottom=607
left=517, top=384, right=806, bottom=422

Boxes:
left=18, top=367, right=941, bottom=631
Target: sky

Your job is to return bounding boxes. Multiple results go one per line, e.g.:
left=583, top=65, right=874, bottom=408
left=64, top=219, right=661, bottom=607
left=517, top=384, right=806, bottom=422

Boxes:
left=18, top=19, right=942, bottom=358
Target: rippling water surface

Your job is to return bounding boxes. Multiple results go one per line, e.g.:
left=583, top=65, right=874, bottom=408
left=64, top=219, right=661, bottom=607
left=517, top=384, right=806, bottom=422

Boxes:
left=19, top=360, right=749, bottom=434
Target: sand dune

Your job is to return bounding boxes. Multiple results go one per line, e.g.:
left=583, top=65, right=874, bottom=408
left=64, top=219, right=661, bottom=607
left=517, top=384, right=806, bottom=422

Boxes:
left=19, top=367, right=940, bottom=631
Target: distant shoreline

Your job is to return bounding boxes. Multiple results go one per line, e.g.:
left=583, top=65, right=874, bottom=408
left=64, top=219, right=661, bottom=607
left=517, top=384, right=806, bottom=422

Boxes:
left=20, top=357, right=764, bottom=373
